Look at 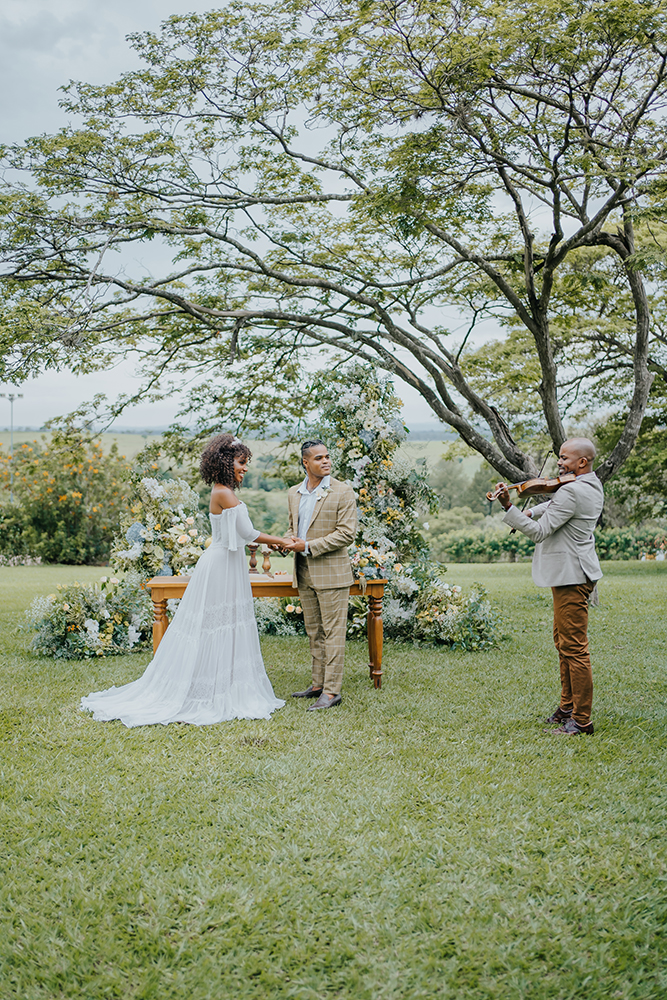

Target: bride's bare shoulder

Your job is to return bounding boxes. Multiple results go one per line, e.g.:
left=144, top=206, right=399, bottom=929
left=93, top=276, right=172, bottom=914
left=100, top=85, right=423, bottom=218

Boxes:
left=209, top=484, right=240, bottom=513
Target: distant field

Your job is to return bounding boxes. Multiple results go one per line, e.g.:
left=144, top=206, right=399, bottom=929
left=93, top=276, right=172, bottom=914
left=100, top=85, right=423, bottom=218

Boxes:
left=0, top=432, right=481, bottom=473
left=0, top=431, right=163, bottom=459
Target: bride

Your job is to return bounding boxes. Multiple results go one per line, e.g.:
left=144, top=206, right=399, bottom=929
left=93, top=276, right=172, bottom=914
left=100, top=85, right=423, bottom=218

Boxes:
left=81, top=433, right=288, bottom=727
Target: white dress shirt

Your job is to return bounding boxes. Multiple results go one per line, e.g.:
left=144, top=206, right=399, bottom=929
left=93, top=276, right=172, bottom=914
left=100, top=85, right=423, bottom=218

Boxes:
left=296, top=474, right=331, bottom=555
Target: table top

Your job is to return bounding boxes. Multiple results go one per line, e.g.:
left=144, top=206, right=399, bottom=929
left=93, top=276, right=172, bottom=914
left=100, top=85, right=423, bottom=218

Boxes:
left=147, top=574, right=387, bottom=596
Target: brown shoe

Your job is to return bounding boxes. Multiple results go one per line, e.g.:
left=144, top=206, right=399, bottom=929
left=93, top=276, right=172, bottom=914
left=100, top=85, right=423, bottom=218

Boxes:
left=553, top=718, right=594, bottom=735
left=292, top=686, right=323, bottom=699
left=545, top=706, right=573, bottom=724
left=306, top=692, right=342, bottom=711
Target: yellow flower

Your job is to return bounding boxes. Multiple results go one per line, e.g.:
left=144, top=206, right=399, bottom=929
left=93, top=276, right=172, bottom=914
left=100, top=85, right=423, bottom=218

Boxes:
left=178, top=534, right=188, bottom=544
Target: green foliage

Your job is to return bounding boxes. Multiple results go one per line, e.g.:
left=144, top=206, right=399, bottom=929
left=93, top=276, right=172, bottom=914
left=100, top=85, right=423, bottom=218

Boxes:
left=252, top=597, right=304, bottom=637
left=430, top=459, right=498, bottom=512
left=428, top=519, right=667, bottom=563
left=22, top=572, right=152, bottom=659
left=595, top=526, right=667, bottom=561
left=430, top=522, right=537, bottom=563
left=0, top=422, right=130, bottom=564
left=596, top=398, right=667, bottom=521
left=414, top=583, right=503, bottom=651
left=3, top=1, right=666, bottom=482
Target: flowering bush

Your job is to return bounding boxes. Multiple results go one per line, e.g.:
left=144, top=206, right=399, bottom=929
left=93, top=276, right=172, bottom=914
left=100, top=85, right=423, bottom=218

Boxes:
left=317, top=365, right=439, bottom=560
left=23, top=573, right=153, bottom=659
left=253, top=596, right=306, bottom=636
left=0, top=421, right=131, bottom=564
left=413, top=583, right=500, bottom=650
left=112, top=476, right=209, bottom=578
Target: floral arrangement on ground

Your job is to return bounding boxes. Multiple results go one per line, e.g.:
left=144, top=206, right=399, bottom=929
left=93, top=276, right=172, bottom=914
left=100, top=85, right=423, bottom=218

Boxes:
left=23, top=572, right=153, bottom=659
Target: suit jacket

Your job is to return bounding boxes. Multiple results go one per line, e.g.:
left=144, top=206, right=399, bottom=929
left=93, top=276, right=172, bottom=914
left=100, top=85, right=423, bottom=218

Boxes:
left=288, top=476, right=357, bottom=590
left=502, top=472, right=604, bottom=588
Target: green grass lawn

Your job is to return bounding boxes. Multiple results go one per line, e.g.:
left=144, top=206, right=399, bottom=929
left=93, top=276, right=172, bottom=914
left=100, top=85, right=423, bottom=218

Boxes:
left=1, top=562, right=665, bottom=1000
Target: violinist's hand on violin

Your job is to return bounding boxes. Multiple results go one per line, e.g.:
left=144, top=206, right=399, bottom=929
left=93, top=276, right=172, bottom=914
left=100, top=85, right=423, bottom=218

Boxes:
left=495, top=483, right=512, bottom=511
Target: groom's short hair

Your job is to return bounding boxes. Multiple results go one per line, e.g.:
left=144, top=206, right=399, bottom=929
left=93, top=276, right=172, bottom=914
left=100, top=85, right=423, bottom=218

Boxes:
left=301, top=439, right=327, bottom=466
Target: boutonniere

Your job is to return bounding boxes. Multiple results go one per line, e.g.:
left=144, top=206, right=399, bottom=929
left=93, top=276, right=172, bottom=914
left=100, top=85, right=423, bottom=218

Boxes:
left=315, top=486, right=332, bottom=501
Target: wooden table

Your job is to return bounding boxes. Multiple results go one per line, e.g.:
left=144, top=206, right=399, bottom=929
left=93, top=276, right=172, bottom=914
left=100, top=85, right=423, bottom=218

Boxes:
left=146, top=573, right=387, bottom=688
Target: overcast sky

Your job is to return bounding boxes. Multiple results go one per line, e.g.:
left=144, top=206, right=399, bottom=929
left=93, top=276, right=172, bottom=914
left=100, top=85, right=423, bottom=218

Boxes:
left=0, top=1, right=441, bottom=431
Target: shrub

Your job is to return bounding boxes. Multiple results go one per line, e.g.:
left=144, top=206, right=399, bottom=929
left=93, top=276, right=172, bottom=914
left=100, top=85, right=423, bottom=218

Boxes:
left=414, top=583, right=502, bottom=651
left=429, top=521, right=667, bottom=562
left=0, top=422, right=131, bottom=564
left=23, top=572, right=153, bottom=659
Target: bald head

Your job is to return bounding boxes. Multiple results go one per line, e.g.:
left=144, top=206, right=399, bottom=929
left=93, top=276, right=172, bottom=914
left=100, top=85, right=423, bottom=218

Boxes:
left=558, top=438, right=596, bottom=476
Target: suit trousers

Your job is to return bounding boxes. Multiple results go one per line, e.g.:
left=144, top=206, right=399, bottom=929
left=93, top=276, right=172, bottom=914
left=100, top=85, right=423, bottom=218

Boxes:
left=296, top=555, right=348, bottom=695
left=552, top=581, right=595, bottom=726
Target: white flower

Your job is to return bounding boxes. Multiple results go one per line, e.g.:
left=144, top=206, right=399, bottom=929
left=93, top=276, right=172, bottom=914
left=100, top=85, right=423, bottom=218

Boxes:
left=116, top=542, right=142, bottom=560
left=141, top=477, right=165, bottom=499
left=99, top=576, right=107, bottom=583
left=84, top=619, right=100, bottom=644
left=188, top=529, right=198, bottom=537
left=62, top=603, right=70, bottom=611
left=178, top=534, right=188, bottom=544
left=393, top=576, right=420, bottom=596
left=127, top=625, right=140, bottom=648
left=186, top=517, right=195, bottom=524
left=101, top=608, right=111, bottom=619
left=422, top=522, right=430, bottom=530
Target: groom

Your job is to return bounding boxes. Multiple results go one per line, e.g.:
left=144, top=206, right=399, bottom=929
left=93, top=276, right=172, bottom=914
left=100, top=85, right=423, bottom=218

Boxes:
left=282, top=440, right=358, bottom=711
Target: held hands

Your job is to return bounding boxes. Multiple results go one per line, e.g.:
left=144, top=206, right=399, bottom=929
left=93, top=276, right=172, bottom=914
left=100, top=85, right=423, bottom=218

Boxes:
left=280, top=536, right=306, bottom=553
left=268, top=536, right=305, bottom=553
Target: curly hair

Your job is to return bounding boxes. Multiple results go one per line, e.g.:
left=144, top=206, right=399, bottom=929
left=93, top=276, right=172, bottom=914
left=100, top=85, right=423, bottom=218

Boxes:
left=199, top=433, right=252, bottom=489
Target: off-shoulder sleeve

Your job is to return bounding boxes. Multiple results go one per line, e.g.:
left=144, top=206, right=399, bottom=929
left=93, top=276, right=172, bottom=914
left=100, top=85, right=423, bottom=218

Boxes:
left=235, top=503, right=261, bottom=545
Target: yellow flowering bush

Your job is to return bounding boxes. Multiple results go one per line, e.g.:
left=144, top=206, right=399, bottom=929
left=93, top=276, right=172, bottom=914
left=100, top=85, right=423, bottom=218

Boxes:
left=0, top=422, right=130, bottom=564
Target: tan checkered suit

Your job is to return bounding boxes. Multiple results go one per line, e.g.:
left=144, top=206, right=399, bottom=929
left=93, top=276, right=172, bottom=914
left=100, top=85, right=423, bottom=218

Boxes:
left=288, top=477, right=357, bottom=694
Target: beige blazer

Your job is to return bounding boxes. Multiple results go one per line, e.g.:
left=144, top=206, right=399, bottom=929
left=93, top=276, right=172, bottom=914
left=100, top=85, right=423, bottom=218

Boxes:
left=502, top=472, right=604, bottom=587
left=288, top=476, right=358, bottom=590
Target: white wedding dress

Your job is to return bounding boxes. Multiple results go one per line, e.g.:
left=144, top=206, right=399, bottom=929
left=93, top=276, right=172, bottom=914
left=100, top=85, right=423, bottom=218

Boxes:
left=81, top=503, right=285, bottom=727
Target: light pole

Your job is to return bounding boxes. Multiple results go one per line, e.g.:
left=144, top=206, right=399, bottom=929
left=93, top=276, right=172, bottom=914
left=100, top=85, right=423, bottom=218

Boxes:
left=0, top=392, right=23, bottom=502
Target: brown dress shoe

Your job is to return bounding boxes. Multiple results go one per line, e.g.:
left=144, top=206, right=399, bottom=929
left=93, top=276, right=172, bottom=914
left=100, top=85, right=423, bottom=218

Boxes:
left=306, top=692, right=342, bottom=711
left=292, top=686, right=323, bottom=698
left=553, top=718, right=594, bottom=735
left=545, top=706, right=573, bottom=724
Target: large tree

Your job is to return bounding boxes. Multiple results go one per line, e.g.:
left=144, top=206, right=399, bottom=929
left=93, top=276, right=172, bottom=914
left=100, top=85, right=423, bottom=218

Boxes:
left=2, top=0, right=667, bottom=480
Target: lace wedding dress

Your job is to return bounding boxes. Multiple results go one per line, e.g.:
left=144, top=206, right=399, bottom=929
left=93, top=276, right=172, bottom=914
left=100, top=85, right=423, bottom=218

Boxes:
left=81, top=503, right=285, bottom=727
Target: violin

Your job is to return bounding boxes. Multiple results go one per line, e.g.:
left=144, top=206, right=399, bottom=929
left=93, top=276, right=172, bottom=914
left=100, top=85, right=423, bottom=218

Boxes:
left=486, top=473, right=576, bottom=502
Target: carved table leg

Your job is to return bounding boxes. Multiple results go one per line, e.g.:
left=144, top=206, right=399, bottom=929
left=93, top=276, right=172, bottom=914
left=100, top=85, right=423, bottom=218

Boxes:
left=367, top=593, right=383, bottom=689
left=152, top=597, right=169, bottom=654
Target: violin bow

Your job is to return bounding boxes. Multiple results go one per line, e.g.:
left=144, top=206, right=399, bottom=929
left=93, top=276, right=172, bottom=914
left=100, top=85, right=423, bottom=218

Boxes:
left=508, top=450, right=550, bottom=534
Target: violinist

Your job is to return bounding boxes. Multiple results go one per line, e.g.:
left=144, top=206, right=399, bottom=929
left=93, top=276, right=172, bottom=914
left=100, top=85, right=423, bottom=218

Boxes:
left=493, top=438, right=604, bottom=735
